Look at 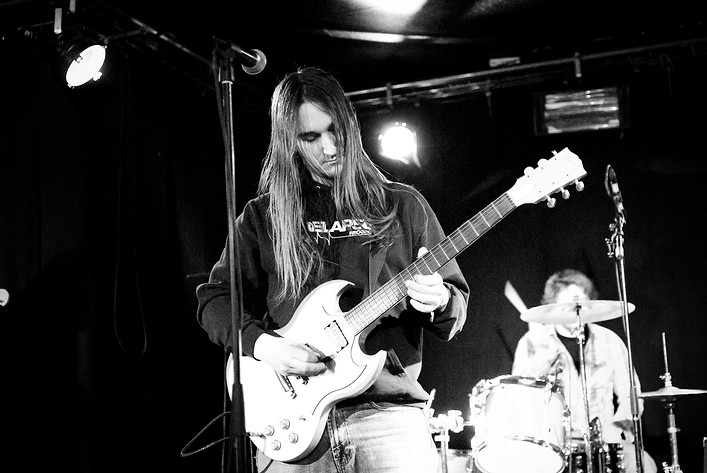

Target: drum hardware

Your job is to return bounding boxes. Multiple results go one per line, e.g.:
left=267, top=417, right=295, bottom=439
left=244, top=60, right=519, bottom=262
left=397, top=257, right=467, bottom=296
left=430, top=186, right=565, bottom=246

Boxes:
left=428, top=389, right=472, bottom=473
left=565, top=440, right=626, bottom=473
left=584, top=417, right=605, bottom=445
left=437, top=449, right=474, bottom=473
left=640, top=333, right=707, bottom=473
left=562, top=418, right=622, bottom=473
left=575, top=311, right=596, bottom=473
left=555, top=303, right=602, bottom=473
left=430, top=411, right=467, bottom=473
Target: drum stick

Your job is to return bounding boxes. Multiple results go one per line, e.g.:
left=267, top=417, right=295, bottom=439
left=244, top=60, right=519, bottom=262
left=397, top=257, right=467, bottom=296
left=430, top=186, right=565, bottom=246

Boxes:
left=504, top=281, right=544, bottom=332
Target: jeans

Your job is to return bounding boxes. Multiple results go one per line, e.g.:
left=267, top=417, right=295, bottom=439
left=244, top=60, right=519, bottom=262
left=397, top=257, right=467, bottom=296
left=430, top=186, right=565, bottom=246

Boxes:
left=255, top=402, right=440, bottom=473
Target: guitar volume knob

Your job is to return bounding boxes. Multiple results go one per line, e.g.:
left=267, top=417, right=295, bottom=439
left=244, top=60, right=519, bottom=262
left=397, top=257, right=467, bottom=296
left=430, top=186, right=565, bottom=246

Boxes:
left=287, top=433, right=299, bottom=443
left=279, top=419, right=291, bottom=430
left=263, top=425, right=275, bottom=436
left=269, top=440, right=282, bottom=451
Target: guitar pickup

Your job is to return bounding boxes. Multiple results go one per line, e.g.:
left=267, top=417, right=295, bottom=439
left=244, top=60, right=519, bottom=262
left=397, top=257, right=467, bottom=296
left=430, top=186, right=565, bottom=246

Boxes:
left=323, top=320, right=348, bottom=352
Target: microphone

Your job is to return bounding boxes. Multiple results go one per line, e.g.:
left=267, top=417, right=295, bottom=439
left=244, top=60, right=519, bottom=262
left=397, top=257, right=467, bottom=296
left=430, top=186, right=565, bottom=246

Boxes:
left=605, top=165, right=626, bottom=222
left=542, top=352, right=565, bottom=377
left=544, top=352, right=566, bottom=389
left=215, top=39, right=267, bottom=75
left=549, top=351, right=564, bottom=369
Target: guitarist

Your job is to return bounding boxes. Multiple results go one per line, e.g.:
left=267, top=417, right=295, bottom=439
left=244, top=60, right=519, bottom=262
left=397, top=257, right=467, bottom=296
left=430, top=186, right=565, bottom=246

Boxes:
left=196, top=67, right=470, bottom=472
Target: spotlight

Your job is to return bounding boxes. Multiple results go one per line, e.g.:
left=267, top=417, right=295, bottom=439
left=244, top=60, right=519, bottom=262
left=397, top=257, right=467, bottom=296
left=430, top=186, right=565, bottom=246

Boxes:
left=57, top=27, right=107, bottom=88
left=378, top=122, right=420, bottom=167
left=533, top=86, right=630, bottom=136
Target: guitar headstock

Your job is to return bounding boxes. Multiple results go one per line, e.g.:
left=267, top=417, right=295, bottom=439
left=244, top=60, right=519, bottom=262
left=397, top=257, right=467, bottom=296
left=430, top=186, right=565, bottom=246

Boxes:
left=507, top=148, right=587, bottom=207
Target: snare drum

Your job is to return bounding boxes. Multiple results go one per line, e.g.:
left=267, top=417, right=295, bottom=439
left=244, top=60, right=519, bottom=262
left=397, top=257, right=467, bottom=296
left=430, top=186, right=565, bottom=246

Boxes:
left=469, top=375, right=567, bottom=473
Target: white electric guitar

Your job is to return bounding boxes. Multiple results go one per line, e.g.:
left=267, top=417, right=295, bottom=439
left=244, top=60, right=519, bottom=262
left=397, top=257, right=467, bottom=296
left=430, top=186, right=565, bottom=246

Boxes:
left=226, top=147, right=587, bottom=462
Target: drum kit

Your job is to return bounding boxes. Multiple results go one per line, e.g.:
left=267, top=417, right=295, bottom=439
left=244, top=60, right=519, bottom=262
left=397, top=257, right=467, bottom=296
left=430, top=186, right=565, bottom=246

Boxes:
left=429, top=301, right=707, bottom=473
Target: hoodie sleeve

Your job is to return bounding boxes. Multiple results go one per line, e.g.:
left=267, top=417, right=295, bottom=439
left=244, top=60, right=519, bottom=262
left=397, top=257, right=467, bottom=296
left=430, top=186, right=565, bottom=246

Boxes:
left=195, top=200, right=271, bottom=357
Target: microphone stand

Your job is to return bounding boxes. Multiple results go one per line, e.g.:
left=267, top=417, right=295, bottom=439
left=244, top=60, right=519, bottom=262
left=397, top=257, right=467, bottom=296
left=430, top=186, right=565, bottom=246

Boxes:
left=212, top=40, right=254, bottom=473
left=605, top=201, right=644, bottom=473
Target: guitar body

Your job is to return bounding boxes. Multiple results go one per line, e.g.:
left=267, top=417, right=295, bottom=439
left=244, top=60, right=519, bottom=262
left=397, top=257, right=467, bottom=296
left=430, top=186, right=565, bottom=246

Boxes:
left=232, top=279, right=387, bottom=462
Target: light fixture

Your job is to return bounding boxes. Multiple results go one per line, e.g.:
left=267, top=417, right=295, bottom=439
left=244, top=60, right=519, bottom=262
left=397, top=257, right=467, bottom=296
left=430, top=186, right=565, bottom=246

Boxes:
left=533, top=86, right=630, bottom=136
left=378, top=122, right=421, bottom=167
left=355, top=0, right=426, bottom=16
left=56, top=27, right=107, bottom=88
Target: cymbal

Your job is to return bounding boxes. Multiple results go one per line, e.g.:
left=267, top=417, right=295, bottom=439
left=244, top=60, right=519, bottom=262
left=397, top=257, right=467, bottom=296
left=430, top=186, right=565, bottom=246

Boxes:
left=520, top=300, right=635, bottom=325
left=640, top=385, right=707, bottom=400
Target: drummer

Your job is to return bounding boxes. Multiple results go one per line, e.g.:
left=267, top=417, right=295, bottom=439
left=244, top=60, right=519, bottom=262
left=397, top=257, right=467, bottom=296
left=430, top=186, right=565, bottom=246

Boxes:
left=511, top=268, right=657, bottom=473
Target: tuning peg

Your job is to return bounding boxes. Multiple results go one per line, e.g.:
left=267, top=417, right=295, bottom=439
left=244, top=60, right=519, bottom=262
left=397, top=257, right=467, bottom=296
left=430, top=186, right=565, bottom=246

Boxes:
left=537, top=158, right=549, bottom=168
left=574, top=180, right=585, bottom=192
left=524, top=166, right=534, bottom=176
left=560, top=188, right=570, bottom=199
left=546, top=196, right=556, bottom=208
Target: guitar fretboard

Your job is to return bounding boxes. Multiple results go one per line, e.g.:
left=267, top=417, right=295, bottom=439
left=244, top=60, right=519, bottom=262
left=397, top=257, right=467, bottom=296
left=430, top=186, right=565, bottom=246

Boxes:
left=346, top=192, right=516, bottom=333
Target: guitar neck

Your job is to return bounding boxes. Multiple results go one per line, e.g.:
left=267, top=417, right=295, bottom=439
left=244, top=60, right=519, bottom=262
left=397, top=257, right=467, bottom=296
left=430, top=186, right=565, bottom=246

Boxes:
left=346, top=192, right=516, bottom=333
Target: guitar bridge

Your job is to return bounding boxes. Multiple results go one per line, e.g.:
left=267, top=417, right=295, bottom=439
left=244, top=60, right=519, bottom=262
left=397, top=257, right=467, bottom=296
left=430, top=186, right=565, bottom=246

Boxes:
left=276, top=372, right=296, bottom=398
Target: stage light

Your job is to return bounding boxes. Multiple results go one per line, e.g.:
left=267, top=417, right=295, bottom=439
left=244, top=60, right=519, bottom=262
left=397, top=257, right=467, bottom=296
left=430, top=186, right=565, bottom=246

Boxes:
left=355, top=0, right=426, bottom=16
left=378, top=122, right=421, bottom=167
left=57, top=27, right=107, bottom=88
left=533, top=86, right=630, bottom=136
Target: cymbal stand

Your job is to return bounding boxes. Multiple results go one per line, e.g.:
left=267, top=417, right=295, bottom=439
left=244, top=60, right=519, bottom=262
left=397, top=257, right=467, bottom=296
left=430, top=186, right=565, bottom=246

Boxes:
left=658, top=333, right=682, bottom=473
left=573, top=304, right=594, bottom=473
left=606, top=207, right=645, bottom=473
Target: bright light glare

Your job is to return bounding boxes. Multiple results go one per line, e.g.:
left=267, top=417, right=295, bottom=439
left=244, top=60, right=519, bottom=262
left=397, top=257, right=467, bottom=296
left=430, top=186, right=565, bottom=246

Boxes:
left=66, top=44, right=106, bottom=88
left=378, top=122, right=418, bottom=165
left=355, top=0, right=426, bottom=15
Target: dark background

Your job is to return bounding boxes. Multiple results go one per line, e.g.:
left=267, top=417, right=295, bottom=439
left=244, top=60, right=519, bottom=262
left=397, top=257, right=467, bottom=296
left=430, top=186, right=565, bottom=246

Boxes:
left=1, top=1, right=706, bottom=472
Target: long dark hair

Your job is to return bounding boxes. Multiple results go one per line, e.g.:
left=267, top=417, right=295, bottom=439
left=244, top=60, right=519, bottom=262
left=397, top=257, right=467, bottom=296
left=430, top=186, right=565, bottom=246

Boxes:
left=258, top=67, right=398, bottom=303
